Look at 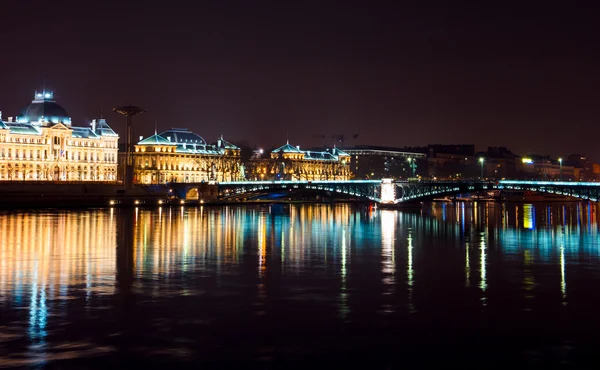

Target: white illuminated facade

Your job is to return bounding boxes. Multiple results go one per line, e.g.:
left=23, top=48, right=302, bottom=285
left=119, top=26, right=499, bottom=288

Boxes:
left=0, top=91, right=119, bottom=181
left=380, top=178, right=396, bottom=203
left=133, top=129, right=242, bottom=184
left=249, top=141, right=352, bottom=181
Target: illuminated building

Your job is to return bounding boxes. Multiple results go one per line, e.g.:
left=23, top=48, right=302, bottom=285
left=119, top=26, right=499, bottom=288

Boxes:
left=519, top=155, right=575, bottom=180
left=427, top=144, right=476, bottom=179
left=133, top=129, right=241, bottom=184
left=342, top=145, right=427, bottom=179
left=248, top=141, right=351, bottom=181
left=0, top=90, right=119, bottom=181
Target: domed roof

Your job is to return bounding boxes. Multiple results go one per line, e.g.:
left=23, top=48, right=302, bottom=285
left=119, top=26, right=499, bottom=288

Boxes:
left=17, top=91, right=71, bottom=125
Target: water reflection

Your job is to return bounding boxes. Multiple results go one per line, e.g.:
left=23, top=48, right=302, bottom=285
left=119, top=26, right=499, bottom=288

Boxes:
left=465, top=241, right=471, bottom=288
left=560, top=244, right=567, bottom=305
left=1, top=201, right=600, bottom=367
left=381, top=210, right=396, bottom=314
left=480, top=232, right=487, bottom=306
left=406, top=227, right=415, bottom=314
left=0, top=211, right=117, bottom=367
left=339, top=227, right=349, bottom=320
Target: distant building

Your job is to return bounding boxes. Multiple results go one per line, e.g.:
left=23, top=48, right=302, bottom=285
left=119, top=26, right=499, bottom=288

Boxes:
left=0, top=90, right=119, bottom=181
left=341, top=145, right=427, bottom=179
left=248, top=141, right=351, bottom=181
left=479, top=147, right=519, bottom=180
left=427, top=144, right=476, bottom=179
left=567, top=154, right=595, bottom=181
left=133, top=129, right=241, bottom=184
left=518, top=154, right=574, bottom=180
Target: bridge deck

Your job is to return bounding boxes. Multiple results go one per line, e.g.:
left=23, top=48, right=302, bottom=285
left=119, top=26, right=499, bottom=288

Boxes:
left=167, top=180, right=600, bottom=203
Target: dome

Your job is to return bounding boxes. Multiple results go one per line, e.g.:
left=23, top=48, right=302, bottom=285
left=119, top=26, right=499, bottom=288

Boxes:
left=17, top=91, right=71, bottom=125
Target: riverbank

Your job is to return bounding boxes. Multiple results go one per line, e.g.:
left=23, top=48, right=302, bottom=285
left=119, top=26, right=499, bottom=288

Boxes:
left=0, top=182, right=170, bottom=209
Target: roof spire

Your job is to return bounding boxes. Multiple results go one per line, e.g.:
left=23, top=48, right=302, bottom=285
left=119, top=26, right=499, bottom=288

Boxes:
left=100, top=108, right=104, bottom=119
left=286, top=131, right=289, bottom=145
left=154, top=119, right=158, bottom=135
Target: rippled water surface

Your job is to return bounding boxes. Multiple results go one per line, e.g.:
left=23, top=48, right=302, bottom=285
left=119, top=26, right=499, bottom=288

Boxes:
left=1, top=202, right=600, bottom=369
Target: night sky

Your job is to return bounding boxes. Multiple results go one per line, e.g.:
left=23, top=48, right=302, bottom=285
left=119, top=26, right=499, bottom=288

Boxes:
left=1, top=1, right=598, bottom=159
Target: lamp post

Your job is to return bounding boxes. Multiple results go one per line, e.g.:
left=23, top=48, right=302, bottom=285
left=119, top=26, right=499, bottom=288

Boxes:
left=479, top=157, right=485, bottom=179
left=558, top=157, right=562, bottom=181
left=113, top=105, right=146, bottom=190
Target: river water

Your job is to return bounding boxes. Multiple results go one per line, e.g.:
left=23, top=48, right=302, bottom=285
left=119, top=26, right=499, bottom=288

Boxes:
left=1, top=202, right=599, bottom=369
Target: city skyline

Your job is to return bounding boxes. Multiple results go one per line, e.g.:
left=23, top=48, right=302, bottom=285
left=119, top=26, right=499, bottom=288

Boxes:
left=1, top=2, right=598, bottom=160
left=0, top=87, right=591, bottom=162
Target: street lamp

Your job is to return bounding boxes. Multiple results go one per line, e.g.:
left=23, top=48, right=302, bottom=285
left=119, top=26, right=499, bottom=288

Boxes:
left=479, top=157, right=485, bottom=179
left=558, top=157, right=562, bottom=180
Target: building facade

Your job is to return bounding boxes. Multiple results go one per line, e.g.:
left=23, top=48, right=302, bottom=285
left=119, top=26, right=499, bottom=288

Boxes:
left=133, top=129, right=242, bottom=184
left=248, top=141, right=351, bottom=181
left=0, top=91, right=119, bottom=181
left=342, top=146, right=427, bottom=179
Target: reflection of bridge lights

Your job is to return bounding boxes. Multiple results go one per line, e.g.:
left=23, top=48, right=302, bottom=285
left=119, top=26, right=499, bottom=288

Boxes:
left=381, top=210, right=396, bottom=276
left=407, top=236, right=413, bottom=286
left=465, top=241, right=470, bottom=287
left=380, top=210, right=396, bottom=314
left=523, top=204, right=534, bottom=229
left=407, top=229, right=415, bottom=313
left=479, top=234, right=487, bottom=302
left=560, top=245, right=567, bottom=304
left=339, top=228, right=350, bottom=319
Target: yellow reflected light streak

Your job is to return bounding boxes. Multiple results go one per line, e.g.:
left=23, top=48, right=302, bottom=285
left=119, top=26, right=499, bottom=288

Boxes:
left=560, top=245, right=567, bottom=305
left=465, top=241, right=470, bottom=288
left=258, top=214, right=267, bottom=277
left=0, top=211, right=117, bottom=349
left=339, top=228, right=349, bottom=320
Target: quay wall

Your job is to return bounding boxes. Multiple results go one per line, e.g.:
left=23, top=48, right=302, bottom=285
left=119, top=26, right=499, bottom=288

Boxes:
left=0, top=182, right=165, bottom=208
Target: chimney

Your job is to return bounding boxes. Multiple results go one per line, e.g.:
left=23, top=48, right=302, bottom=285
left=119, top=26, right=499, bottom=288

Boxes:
left=91, top=119, right=97, bottom=132
left=139, top=136, right=143, bottom=141
left=8, top=117, right=13, bottom=122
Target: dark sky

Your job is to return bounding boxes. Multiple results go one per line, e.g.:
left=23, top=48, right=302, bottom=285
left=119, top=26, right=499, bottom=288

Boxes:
left=0, top=1, right=598, bottom=159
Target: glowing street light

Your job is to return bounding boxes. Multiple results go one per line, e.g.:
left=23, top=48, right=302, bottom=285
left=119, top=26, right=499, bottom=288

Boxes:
left=558, top=157, right=563, bottom=180
left=479, top=157, right=485, bottom=179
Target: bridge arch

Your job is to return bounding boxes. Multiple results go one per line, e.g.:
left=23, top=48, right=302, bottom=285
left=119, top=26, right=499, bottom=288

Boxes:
left=497, top=181, right=600, bottom=202
left=217, top=180, right=381, bottom=202
left=186, top=188, right=199, bottom=200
